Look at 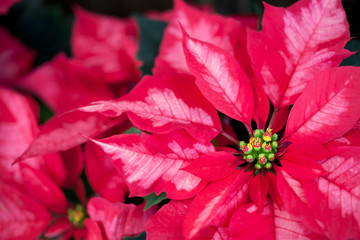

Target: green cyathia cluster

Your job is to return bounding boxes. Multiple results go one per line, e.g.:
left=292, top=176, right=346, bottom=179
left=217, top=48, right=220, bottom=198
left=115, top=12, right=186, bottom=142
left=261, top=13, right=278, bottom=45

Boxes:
left=239, top=128, right=278, bottom=171
left=67, top=204, right=86, bottom=227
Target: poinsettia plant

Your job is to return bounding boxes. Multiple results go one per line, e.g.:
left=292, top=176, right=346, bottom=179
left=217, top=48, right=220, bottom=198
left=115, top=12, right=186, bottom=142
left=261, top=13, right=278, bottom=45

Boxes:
left=1, top=0, right=360, bottom=239
left=74, top=0, right=360, bottom=238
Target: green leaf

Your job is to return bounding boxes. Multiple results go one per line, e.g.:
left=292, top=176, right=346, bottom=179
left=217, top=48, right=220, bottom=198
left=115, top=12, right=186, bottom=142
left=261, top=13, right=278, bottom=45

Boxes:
left=135, top=15, right=167, bottom=76
left=124, top=232, right=146, bottom=240
left=123, top=127, right=142, bottom=134
left=7, top=0, right=73, bottom=66
left=143, top=192, right=167, bottom=211
left=341, top=39, right=360, bottom=67
left=34, top=97, right=54, bottom=124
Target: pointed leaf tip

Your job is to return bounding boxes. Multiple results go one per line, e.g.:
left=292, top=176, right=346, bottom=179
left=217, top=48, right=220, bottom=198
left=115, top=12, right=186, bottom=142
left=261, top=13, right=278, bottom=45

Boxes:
left=182, top=28, right=254, bottom=126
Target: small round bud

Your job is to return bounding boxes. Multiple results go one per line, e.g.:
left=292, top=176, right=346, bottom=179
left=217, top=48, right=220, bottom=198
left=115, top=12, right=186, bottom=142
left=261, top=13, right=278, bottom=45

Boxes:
left=253, top=137, right=262, bottom=150
left=246, top=155, right=254, bottom=163
left=271, top=133, right=278, bottom=141
left=239, top=141, right=246, bottom=150
left=271, top=141, right=278, bottom=149
left=263, top=128, right=273, bottom=142
left=255, top=163, right=262, bottom=170
left=243, top=143, right=253, bottom=154
left=262, top=143, right=272, bottom=152
left=267, top=153, right=275, bottom=161
left=265, top=162, right=272, bottom=169
left=254, top=129, right=264, bottom=138
left=258, top=154, right=267, bottom=164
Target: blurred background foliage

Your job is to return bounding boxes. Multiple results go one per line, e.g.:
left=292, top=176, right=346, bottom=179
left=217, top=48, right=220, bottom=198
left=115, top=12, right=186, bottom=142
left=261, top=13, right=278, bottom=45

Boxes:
left=0, top=0, right=359, bottom=69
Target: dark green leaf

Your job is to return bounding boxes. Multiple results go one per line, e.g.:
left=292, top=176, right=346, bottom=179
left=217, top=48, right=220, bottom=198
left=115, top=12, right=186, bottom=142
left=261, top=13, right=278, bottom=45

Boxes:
left=135, top=15, right=167, bottom=76
left=143, top=192, right=167, bottom=211
left=123, top=127, right=142, bottom=134
left=124, top=232, right=146, bottom=240
left=34, top=97, right=54, bottom=124
left=274, top=159, right=282, bottom=167
left=341, top=39, right=360, bottom=67
left=245, top=163, right=255, bottom=172
left=236, top=162, right=248, bottom=170
left=5, top=0, right=73, bottom=66
left=267, top=167, right=277, bottom=175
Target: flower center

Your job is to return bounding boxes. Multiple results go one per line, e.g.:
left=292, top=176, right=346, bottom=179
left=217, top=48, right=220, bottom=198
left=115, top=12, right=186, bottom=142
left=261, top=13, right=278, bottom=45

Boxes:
left=239, top=128, right=279, bottom=175
left=67, top=204, right=86, bottom=227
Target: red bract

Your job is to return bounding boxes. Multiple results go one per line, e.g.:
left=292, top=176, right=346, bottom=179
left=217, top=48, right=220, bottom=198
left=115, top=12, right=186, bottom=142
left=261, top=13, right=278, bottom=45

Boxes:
left=16, top=72, right=218, bottom=161
left=72, top=6, right=141, bottom=83
left=0, top=90, right=52, bottom=238
left=0, top=27, right=35, bottom=86
left=16, top=110, right=127, bottom=161
left=90, top=130, right=214, bottom=199
left=81, top=73, right=221, bottom=143
left=0, top=87, right=69, bottom=238
left=87, top=197, right=155, bottom=239
left=84, top=142, right=129, bottom=203
left=248, top=0, right=351, bottom=108
left=19, top=53, right=114, bottom=113
left=0, top=86, right=66, bottom=192
left=0, top=182, right=51, bottom=240
left=153, top=0, right=251, bottom=75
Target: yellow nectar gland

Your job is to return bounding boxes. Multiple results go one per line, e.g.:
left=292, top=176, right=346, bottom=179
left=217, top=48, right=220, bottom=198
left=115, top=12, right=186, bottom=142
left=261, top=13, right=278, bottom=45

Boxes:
left=263, top=128, right=273, bottom=142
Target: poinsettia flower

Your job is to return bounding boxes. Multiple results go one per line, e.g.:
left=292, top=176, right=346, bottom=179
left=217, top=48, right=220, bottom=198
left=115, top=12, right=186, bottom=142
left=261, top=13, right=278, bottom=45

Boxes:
left=166, top=0, right=358, bottom=238
left=72, top=6, right=141, bottom=83
left=0, top=87, right=85, bottom=239
left=0, top=27, right=35, bottom=86
left=84, top=0, right=360, bottom=238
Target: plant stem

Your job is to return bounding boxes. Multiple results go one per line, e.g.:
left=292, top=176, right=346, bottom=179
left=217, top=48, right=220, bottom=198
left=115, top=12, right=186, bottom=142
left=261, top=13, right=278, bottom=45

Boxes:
left=220, top=131, right=239, bottom=145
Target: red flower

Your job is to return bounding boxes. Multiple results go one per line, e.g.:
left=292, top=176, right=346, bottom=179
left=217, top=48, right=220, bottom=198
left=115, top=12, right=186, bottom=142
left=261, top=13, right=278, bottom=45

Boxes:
left=80, top=0, right=360, bottom=238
